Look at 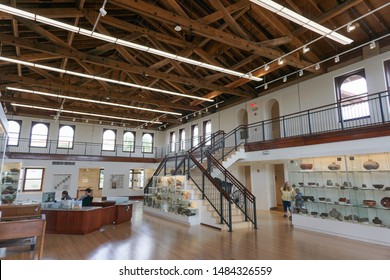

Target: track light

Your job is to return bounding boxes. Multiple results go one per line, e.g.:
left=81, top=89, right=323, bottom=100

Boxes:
left=174, top=25, right=182, bottom=32
left=299, top=70, right=303, bottom=77
left=370, top=41, right=376, bottom=49
left=335, top=55, right=340, bottom=63
left=264, top=83, right=268, bottom=89
left=346, top=23, right=356, bottom=33
left=278, top=58, right=284, bottom=65
left=264, top=64, right=270, bottom=71
left=315, top=63, right=320, bottom=70
left=99, top=7, right=107, bottom=17
left=302, top=45, right=310, bottom=54
left=216, top=103, right=219, bottom=109
left=283, top=76, right=287, bottom=83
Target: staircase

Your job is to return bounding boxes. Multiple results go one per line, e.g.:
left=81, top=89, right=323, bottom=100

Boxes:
left=145, top=130, right=257, bottom=231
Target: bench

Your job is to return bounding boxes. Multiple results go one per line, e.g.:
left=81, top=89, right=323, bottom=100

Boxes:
left=0, top=214, right=46, bottom=260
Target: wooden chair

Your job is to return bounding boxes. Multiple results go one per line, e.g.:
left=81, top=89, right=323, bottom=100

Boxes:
left=0, top=214, right=46, bottom=260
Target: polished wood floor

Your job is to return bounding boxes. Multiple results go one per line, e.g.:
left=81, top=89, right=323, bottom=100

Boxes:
left=2, top=201, right=390, bottom=260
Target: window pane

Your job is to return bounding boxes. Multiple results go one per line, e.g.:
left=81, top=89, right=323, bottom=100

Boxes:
left=170, top=132, right=176, bottom=152
left=102, top=130, right=116, bottom=151
left=58, top=125, right=74, bottom=148
left=142, top=133, right=153, bottom=153
left=123, top=132, right=135, bottom=152
left=339, top=74, right=369, bottom=120
left=180, top=130, right=186, bottom=151
left=99, top=169, right=104, bottom=189
left=30, top=123, right=48, bottom=147
left=23, top=168, right=44, bottom=191
left=192, top=125, right=199, bottom=147
left=205, top=121, right=211, bottom=146
left=8, top=120, right=21, bottom=146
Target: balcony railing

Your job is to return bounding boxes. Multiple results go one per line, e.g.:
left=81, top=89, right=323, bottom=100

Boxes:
left=1, top=90, right=389, bottom=159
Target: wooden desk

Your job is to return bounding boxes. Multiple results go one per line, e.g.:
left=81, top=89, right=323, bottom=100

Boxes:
left=42, top=207, right=102, bottom=235
left=0, top=204, right=41, bottom=217
left=115, top=203, right=133, bottom=224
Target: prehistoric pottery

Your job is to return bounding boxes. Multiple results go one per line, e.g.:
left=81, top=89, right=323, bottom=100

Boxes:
left=363, top=159, right=379, bottom=170
left=328, top=162, right=341, bottom=170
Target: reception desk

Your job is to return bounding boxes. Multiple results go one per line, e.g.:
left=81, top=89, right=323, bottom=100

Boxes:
left=42, top=207, right=102, bottom=235
left=42, top=202, right=134, bottom=235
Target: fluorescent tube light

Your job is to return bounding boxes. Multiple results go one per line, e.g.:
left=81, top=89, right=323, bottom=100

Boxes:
left=0, top=4, right=261, bottom=81
left=1, top=55, right=212, bottom=102
left=249, top=0, right=353, bottom=45
left=7, top=87, right=181, bottom=116
left=11, top=103, right=163, bottom=124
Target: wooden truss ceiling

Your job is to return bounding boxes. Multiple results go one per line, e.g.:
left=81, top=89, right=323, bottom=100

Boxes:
left=0, top=0, right=389, bottom=130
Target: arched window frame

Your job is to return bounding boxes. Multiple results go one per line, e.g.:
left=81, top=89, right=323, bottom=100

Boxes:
left=123, top=131, right=135, bottom=152
left=102, top=129, right=116, bottom=151
left=30, top=122, right=49, bottom=147
left=142, top=133, right=154, bottom=153
left=335, top=69, right=369, bottom=121
left=7, top=120, right=22, bottom=146
left=203, top=120, right=212, bottom=146
left=179, top=129, right=186, bottom=151
left=191, top=124, right=199, bottom=147
left=170, top=131, right=176, bottom=153
left=57, top=125, right=75, bottom=149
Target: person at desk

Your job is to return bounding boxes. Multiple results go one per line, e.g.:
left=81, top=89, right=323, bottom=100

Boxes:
left=61, top=190, right=72, bottom=200
left=78, top=188, right=93, bottom=206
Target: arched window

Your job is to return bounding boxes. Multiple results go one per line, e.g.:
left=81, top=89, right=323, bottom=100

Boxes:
left=142, top=133, right=153, bottom=153
left=7, top=120, right=21, bottom=146
left=102, top=129, right=116, bottom=151
left=204, top=120, right=212, bottom=146
left=179, top=129, right=186, bottom=151
left=58, top=125, right=75, bottom=149
left=30, top=122, right=49, bottom=147
left=123, top=131, right=135, bottom=152
left=192, top=124, right=199, bottom=147
left=335, top=69, right=369, bottom=121
left=170, top=131, right=176, bottom=153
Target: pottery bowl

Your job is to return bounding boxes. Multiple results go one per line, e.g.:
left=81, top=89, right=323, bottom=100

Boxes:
left=373, top=184, right=384, bottom=190
left=363, top=200, right=376, bottom=207
left=318, top=197, right=326, bottom=201
left=308, top=182, right=316, bottom=186
left=300, top=163, right=313, bottom=170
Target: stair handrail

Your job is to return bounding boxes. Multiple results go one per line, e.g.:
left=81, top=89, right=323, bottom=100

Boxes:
left=205, top=149, right=257, bottom=228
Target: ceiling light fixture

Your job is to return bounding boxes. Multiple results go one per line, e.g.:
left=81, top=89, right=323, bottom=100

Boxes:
left=0, top=56, right=212, bottom=102
left=299, top=70, right=304, bottom=77
left=264, top=64, right=270, bottom=71
left=315, top=63, right=320, bottom=70
left=0, top=4, right=261, bottom=82
left=335, top=55, right=340, bottom=63
left=249, top=0, right=353, bottom=45
left=174, top=25, right=182, bottom=32
left=264, top=83, right=268, bottom=89
left=302, top=45, right=310, bottom=54
left=10, top=103, right=163, bottom=124
left=283, top=76, right=287, bottom=83
left=6, top=87, right=181, bottom=116
left=369, top=41, right=376, bottom=49
left=278, top=58, right=284, bottom=65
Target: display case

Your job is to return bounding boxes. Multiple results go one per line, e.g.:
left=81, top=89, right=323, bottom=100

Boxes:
left=288, top=153, right=390, bottom=246
left=143, top=175, right=200, bottom=225
left=1, top=163, right=22, bottom=204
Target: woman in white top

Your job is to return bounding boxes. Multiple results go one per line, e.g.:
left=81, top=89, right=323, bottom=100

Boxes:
left=280, top=181, right=295, bottom=219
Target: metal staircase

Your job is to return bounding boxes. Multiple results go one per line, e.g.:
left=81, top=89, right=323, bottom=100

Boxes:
left=145, top=130, right=258, bottom=231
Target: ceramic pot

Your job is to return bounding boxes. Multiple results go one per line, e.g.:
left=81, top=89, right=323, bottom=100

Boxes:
left=300, top=163, right=313, bottom=170
left=326, top=180, right=333, bottom=186
left=328, top=162, right=341, bottom=170
left=372, top=217, right=382, bottom=225
left=363, top=200, right=376, bottom=207
left=380, top=197, right=390, bottom=208
left=373, top=184, right=384, bottom=190
left=329, top=208, right=342, bottom=221
left=363, top=159, right=379, bottom=170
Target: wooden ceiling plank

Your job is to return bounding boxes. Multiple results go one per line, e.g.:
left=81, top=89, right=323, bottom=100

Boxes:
left=111, top=0, right=315, bottom=71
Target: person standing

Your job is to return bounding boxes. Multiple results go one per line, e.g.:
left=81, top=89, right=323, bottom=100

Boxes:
left=61, top=190, right=72, bottom=200
left=280, top=181, right=295, bottom=220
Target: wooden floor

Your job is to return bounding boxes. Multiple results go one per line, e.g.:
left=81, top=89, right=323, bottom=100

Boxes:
left=2, top=201, right=390, bottom=260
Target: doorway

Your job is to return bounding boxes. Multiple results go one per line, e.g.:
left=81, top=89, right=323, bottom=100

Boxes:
left=273, top=164, right=285, bottom=211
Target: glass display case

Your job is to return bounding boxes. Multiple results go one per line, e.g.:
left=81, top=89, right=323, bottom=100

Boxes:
left=288, top=153, right=390, bottom=244
left=129, top=169, right=144, bottom=189
left=143, top=175, right=200, bottom=224
left=1, top=163, right=22, bottom=204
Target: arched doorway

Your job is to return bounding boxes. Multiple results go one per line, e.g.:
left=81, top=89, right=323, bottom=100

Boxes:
left=270, top=100, right=281, bottom=139
left=237, top=108, right=248, bottom=140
